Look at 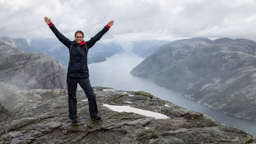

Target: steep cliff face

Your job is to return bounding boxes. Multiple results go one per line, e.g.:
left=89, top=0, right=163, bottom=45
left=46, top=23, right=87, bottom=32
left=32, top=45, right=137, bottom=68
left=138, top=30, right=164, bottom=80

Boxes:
left=0, top=40, right=67, bottom=89
left=131, top=38, right=256, bottom=120
left=0, top=87, right=254, bottom=143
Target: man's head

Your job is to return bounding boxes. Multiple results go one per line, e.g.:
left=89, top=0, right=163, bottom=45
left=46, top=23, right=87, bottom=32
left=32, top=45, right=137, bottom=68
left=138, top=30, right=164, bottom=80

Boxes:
left=75, top=30, right=84, bottom=44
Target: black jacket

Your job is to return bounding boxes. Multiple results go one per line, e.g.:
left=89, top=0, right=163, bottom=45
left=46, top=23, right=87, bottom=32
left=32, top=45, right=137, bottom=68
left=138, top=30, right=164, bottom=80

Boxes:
left=49, top=24, right=109, bottom=77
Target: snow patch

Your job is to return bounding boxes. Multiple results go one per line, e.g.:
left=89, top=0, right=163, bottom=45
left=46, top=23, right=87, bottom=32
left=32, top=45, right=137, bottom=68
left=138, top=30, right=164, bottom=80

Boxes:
left=103, top=104, right=169, bottom=119
left=200, top=83, right=212, bottom=91
left=102, top=89, right=115, bottom=92
left=26, top=38, right=31, bottom=46
left=125, top=101, right=133, bottom=104
left=33, top=93, right=42, bottom=99
left=164, top=104, right=170, bottom=107
left=144, top=127, right=150, bottom=130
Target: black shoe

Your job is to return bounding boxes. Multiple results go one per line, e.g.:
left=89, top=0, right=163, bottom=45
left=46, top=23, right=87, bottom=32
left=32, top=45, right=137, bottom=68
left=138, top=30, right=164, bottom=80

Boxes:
left=91, top=115, right=102, bottom=121
left=72, top=119, right=78, bottom=125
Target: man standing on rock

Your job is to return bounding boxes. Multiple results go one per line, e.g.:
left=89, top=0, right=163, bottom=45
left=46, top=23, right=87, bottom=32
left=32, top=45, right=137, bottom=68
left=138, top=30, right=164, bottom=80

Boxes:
left=44, top=16, right=114, bottom=125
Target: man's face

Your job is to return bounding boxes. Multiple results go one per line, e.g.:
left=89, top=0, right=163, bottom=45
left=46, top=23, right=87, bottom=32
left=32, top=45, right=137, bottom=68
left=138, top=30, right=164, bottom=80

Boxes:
left=75, top=33, right=84, bottom=44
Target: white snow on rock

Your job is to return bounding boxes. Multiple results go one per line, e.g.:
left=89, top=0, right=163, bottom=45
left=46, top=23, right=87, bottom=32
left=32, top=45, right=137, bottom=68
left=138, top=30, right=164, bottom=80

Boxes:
left=102, top=89, right=115, bottom=92
left=164, top=104, right=170, bottom=107
left=103, top=104, right=169, bottom=119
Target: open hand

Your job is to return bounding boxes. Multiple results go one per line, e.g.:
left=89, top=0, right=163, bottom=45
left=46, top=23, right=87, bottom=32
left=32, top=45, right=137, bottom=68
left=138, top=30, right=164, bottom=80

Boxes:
left=107, top=20, right=114, bottom=27
left=44, top=17, right=52, bottom=24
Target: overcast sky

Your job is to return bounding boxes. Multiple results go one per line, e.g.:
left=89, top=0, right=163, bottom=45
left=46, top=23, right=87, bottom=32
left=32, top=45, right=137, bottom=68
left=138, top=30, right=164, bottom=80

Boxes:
left=1, top=0, right=256, bottom=43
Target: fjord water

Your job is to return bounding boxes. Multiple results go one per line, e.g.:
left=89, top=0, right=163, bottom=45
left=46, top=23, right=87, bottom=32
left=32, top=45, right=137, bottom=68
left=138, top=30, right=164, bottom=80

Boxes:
left=89, top=52, right=256, bottom=137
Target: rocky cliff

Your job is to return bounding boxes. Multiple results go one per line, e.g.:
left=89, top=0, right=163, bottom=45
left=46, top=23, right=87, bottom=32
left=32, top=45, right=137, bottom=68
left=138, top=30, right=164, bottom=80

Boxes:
left=0, top=87, right=254, bottom=143
left=0, top=40, right=67, bottom=89
left=131, top=37, right=256, bottom=120
left=0, top=40, right=23, bottom=62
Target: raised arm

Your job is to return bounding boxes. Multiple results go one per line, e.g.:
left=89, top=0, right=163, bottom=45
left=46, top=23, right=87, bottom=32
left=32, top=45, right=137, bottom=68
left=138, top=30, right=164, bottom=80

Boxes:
left=86, top=20, right=114, bottom=49
left=44, top=17, right=72, bottom=49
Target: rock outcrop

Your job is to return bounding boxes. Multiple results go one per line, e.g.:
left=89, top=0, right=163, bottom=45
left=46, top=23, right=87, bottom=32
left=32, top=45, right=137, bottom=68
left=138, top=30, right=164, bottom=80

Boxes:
left=0, top=40, right=23, bottom=62
left=0, top=40, right=67, bottom=89
left=0, top=87, right=254, bottom=143
left=0, top=103, right=9, bottom=122
left=131, top=37, right=256, bottom=120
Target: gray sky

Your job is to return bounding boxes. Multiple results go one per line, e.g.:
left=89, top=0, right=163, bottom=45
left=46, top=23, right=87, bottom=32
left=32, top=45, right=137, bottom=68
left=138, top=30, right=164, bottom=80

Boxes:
left=1, top=0, right=256, bottom=43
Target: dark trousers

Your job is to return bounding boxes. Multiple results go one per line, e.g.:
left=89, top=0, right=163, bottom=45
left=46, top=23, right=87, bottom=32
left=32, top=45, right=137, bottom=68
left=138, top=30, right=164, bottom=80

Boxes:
left=67, top=77, right=98, bottom=120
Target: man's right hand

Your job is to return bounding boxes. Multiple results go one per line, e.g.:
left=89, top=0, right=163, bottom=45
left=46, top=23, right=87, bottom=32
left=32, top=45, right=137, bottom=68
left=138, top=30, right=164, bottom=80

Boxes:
left=44, top=17, right=52, bottom=24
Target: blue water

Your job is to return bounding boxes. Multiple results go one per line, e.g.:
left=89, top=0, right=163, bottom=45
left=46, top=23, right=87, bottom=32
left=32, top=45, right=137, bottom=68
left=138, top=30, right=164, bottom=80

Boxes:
left=89, top=52, right=256, bottom=137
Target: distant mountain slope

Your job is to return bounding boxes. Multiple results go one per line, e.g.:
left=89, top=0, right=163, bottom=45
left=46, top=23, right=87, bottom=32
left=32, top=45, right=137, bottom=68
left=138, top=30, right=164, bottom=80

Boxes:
left=131, top=37, right=256, bottom=120
left=0, top=40, right=66, bottom=89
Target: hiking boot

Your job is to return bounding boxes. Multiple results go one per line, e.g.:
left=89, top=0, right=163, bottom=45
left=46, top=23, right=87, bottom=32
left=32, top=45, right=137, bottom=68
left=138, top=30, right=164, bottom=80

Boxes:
left=91, top=115, right=102, bottom=121
left=72, top=119, right=78, bottom=125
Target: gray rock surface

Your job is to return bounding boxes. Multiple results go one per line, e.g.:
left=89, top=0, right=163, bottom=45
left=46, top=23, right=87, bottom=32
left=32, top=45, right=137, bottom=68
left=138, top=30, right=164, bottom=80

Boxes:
left=131, top=37, right=256, bottom=120
left=0, top=102, right=9, bottom=122
left=0, top=40, right=67, bottom=89
left=0, top=87, right=254, bottom=143
left=0, top=40, right=23, bottom=63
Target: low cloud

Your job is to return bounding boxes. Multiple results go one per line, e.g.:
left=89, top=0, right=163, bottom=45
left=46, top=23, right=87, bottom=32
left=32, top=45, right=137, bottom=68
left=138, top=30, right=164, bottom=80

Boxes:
left=1, top=0, right=256, bottom=42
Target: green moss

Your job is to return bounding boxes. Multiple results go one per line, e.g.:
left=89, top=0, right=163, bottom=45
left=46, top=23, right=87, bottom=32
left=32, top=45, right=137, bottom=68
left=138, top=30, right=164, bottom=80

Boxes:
left=111, top=95, right=126, bottom=101
left=131, top=91, right=153, bottom=98
left=110, top=102, right=116, bottom=105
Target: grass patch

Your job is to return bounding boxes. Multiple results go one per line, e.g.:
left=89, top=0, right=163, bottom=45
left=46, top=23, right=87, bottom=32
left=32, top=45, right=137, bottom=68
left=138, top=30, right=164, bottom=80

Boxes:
left=131, top=91, right=153, bottom=98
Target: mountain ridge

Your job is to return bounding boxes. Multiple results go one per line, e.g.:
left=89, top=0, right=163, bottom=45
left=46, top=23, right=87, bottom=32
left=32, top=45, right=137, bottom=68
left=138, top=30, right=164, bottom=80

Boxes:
left=0, top=40, right=67, bottom=90
left=131, top=37, right=256, bottom=120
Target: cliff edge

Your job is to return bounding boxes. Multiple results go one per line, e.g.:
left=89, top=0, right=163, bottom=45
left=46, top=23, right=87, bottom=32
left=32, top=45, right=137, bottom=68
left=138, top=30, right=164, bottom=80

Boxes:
left=0, top=87, right=254, bottom=143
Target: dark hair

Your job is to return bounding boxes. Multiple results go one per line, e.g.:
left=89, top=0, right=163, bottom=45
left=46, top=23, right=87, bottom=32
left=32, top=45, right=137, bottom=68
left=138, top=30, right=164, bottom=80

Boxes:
left=75, top=30, right=84, bottom=37
left=74, top=30, right=87, bottom=54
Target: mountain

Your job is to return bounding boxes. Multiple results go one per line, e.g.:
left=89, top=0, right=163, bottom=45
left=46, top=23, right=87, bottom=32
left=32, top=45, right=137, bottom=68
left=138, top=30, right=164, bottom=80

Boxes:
left=131, top=37, right=256, bottom=120
left=0, top=87, right=254, bottom=143
left=87, top=43, right=124, bottom=63
left=0, top=40, right=23, bottom=61
left=132, top=40, right=171, bottom=58
left=0, top=37, right=33, bottom=52
left=0, top=37, right=124, bottom=69
left=0, top=40, right=67, bottom=89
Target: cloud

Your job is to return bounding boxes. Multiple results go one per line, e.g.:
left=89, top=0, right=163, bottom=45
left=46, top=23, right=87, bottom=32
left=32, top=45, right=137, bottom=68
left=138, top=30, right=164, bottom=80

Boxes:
left=1, top=0, right=256, bottom=42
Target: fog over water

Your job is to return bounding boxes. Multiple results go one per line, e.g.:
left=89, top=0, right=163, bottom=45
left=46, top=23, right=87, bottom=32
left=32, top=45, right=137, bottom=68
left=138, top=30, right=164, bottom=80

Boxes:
left=88, top=51, right=256, bottom=137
